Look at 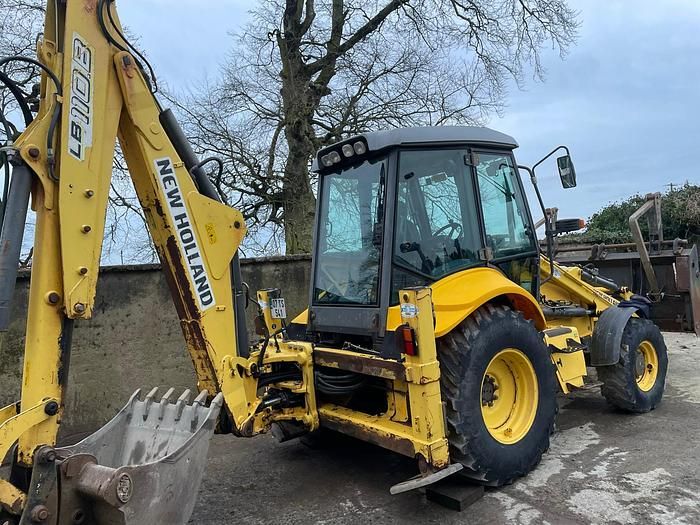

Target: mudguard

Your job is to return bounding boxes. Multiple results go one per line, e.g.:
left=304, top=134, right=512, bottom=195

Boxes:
left=590, top=307, right=637, bottom=366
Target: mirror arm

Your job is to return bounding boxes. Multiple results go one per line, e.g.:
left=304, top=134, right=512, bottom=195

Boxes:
left=518, top=164, right=555, bottom=289
left=531, top=145, right=571, bottom=173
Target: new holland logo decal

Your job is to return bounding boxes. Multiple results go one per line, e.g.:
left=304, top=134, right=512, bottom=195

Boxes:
left=155, top=157, right=215, bottom=310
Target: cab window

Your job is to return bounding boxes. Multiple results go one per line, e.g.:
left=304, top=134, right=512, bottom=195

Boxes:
left=474, top=152, right=536, bottom=259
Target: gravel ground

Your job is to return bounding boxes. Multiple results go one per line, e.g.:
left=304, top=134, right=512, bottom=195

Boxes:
left=191, top=332, right=700, bottom=525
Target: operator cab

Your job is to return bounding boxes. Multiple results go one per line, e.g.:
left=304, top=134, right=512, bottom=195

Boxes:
left=300, top=127, right=540, bottom=357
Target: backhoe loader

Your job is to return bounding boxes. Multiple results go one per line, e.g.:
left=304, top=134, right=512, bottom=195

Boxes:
left=0, top=1, right=698, bottom=523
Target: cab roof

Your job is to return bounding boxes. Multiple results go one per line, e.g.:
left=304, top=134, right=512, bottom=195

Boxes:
left=362, top=126, right=518, bottom=150
left=313, top=126, right=518, bottom=171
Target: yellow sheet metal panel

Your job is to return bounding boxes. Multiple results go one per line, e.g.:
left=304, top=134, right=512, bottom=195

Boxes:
left=56, top=4, right=125, bottom=319
left=551, top=351, right=586, bottom=391
left=187, top=192, right=246, bottom=280
left=543, top=326, right=587, bottom=393
left=291, top=309, right=308, bottom=325
left=387, top=267, right=546, bottom=337
left=398, top=287, right=450, bottom=468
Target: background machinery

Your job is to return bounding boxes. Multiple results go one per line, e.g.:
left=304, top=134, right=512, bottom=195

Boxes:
left=0, top=1, right=697, bottom=523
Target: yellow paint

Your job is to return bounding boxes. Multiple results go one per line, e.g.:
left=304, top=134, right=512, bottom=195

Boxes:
left=9, top=0, right=257, bottom=478
left=0, top=479, right=26, bottom=515
left=539, top=257, right=621, bottom=339
left=187, top=192, right=245, bottom=280
left=543, top=327, right=587, bottom=394
left=291, top=309, right=308, bottom=325
left=481, top=349, right=538, bottom=444
left=1, top=399, right=56, bottom=468
left=398, top=287, right=450, bottom=468
left=318, top=403, right=449, bottom=467
left=294, top=267, right=546, bottom=337
left=0, top=403, right=18, bottom=427
left=636, top=340, right=659, bottom=392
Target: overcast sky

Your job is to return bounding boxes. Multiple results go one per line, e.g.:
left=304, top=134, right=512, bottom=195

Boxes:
left=119, top=0, right=700, bottom=225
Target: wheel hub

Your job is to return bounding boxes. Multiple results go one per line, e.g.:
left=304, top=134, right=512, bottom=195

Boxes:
left=480, top=348, right=538, bottom=445
left=635, top=340, right=659, bottom=392
left=481, top=375, right=499, bottom=407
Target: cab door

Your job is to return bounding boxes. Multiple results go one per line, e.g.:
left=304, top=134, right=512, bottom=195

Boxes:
left=472, top=150, right=540, bottom=298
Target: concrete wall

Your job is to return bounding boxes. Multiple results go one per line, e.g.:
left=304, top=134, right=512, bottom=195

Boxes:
left=0, top=256, right=311, bottom=439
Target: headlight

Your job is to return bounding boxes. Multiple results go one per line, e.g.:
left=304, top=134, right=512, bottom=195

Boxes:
left=329, top=151, right=342, bottom=164
left=342, top=144, right=354, bottom=158
left=321, top=154, right=334, bottom=167
left=353, top=141, right=367, bottom=155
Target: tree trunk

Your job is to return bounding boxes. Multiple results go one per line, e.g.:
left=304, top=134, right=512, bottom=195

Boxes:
left=282, top=133, right=316, bottom=254
left=281, top=79, right=318, bottom=255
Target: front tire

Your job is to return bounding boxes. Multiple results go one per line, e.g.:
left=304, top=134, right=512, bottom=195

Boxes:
left=437, top=304, right=558, bottom=486
left=597, top=318, right=667, bottom=413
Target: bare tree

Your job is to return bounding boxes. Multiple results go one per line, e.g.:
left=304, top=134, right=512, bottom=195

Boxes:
left=1, top=0, right=579, bottom=259
left=175, top=0, right=579, bottom=254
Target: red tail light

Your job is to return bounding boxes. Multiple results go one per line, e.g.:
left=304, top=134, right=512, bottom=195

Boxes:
left=398, top=324, right=418, bottom=356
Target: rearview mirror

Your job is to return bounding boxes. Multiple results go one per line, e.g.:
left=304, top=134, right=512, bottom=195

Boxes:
left=557, top=155, right=577, bottom=188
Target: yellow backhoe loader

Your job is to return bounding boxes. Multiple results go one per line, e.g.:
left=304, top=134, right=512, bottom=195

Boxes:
left=0, top=1, right=697, bottom=523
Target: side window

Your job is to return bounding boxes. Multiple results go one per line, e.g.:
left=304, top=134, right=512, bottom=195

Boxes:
left=475, top=153, right=535, bottom=258
left=321, top=177, right=380, bottom=254
left=322, top=177, right=363, bottom=253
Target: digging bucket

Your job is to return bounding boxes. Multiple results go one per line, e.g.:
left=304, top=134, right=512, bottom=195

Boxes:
left=18, top=387, right=222, bottom=525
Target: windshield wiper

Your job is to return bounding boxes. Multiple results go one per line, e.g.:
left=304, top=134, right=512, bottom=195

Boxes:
left=372, top=164, right=386, bottom=247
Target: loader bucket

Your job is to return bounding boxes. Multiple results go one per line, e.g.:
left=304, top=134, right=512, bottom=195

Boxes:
left=19, top=388, right=222, bottom=525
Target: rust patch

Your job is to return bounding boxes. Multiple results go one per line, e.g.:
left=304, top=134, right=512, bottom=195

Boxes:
left=320, top=412, right=415, bottom=458
left=180, top=320, right=218, bottom=395
left=165, top=235, right=200, bottom=320
left=313, top=348, right=403, bottom=380
left=57, top=319, right=75, bottom=387
left=153, top=198, right=165, bottom=219
left=83, top=0, right=97, bottom=14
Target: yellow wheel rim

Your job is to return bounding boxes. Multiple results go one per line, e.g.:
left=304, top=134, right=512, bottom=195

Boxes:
left=480, top=348, right=538, bottom=445
left=635, top=340, right=659, bottom=392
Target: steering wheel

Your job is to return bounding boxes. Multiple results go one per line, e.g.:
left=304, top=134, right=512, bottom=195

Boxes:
left=433, top=221, right=463, bottom=240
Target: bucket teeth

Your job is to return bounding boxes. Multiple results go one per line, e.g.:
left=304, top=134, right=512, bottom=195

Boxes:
left=158, top=387, right=176, bottom=420
left=47, top=387, right=223, bottom=525
left=175, top=389, right=192, bottom=421
left=193, top=390, right=209, bottom=406
left=143, top=387, right=159, bottom=420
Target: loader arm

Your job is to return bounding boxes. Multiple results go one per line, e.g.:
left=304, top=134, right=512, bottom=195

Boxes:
left=0, top=1, right=317, bottom=522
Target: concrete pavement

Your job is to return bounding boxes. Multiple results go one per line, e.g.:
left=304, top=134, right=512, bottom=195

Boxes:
left=191, top=332, right=700, bottom=525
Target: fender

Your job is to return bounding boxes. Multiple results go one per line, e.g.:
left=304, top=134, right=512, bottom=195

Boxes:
left=590, top=306, right=637, bottom=366
left=386, top=267, right=547, bottom=337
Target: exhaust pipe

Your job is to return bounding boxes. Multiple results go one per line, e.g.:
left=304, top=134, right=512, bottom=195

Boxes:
left=0, top=161, right=32, bottom=331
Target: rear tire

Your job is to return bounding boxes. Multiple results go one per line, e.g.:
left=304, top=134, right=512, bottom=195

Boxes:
left=597, top=318, right=667, bottom=413
left=437, top=304, right=558, bottom=486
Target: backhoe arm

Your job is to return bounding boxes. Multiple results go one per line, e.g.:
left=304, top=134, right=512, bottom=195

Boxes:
left=0, top=1, right=316, bottom=522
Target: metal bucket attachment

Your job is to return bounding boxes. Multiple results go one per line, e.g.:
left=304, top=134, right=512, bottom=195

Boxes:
left=20, top=388, right=222, bottom=525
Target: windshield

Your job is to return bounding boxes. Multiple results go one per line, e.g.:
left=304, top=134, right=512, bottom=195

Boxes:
left=313, top=158, right=386, bottom=305
left=393, top=149, right=481, bottom=284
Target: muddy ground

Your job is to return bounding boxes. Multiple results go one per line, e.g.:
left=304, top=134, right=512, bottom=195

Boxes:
left=191, top=333, right=700, bottom=525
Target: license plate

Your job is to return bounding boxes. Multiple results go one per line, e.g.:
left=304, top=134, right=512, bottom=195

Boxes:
left=270, top=298, right=287, bottom=319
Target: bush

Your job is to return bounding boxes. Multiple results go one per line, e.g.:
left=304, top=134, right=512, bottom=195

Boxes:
left=564, top=184, right=700, bottom=244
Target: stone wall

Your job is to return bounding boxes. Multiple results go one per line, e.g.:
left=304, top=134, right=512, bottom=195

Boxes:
left=0, top=256, right=311, bottom=439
